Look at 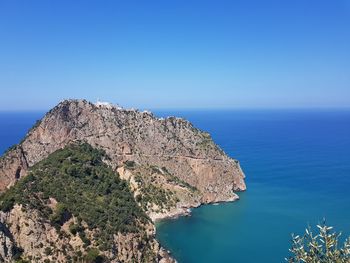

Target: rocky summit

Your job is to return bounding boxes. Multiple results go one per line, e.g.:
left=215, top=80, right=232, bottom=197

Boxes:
left=0, top=99, right=246, bottom=262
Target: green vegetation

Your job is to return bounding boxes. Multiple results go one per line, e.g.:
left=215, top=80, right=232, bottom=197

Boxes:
left=84, top=248, right=104, bottom=263
left=14, top=258, right=30, bottom=263
left=196, top=132, right=213, bottom=150
left=134, top=173, right=179, bottom=212
left=49, top=203, right=70, bottom=228
left=44, top=247, right=53, bottom=256
left=163, top=169, right=197, bottom=192
left=287, top=222, right=350, bottom=263
left=0, top=143, right=149, bottom=250
left=138, top=184, right=177, bottom=212
left=124, top=160, right=136, bottom=169
left=69, top=222, right=83, bottom=235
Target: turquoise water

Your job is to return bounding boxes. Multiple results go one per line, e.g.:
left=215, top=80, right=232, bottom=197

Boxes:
left=0, top=110, right=349, bottom=263
left=154, top=110, right=350, bottom=263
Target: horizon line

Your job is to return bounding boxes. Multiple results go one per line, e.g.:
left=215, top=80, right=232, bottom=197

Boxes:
left=0, top=106, right=350, bottom=113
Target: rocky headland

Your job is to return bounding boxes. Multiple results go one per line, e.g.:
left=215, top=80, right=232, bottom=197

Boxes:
left=0, top=99, right=246, bottom=262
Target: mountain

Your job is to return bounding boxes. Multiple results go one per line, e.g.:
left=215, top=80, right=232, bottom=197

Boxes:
left=0, top=99, right=246, bottom=262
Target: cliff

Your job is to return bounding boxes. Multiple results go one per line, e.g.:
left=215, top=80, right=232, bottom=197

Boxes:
left=0, top=99, right=245, bottom=201
left=0, top=99, right=246, bottom=262
left=0, top=144, right=173, bottom=262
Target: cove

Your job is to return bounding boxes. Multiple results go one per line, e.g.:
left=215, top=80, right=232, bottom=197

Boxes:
left=155, top=109, right=350, bottom=263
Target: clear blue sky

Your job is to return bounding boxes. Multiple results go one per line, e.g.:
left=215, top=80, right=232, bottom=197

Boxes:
left=0, top=0, right=349, bottom=110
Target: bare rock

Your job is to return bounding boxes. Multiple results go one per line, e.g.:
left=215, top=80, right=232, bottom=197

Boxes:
left=0, top=99, right=247, bottom=262
left=0, top=99, right=246, bottom=202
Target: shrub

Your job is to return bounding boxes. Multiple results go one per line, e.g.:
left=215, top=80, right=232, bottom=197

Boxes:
left=44, top=247, right=52, bottom=256
left=124, top=160, right=136, bottom=169
left=15, top=258, right=30, bottom=263
left=79, top=231, right=91, bottom=247
left=49, top=203, right=71, bottom=226
left=84, top=248, right=105, bottom=263
left=287, top=221, right=350, bottom=263
left=0, top=143, right=148, bottom=251
left=69, top=223, right=83, bottom=235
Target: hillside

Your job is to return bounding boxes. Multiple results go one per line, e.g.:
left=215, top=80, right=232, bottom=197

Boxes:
left=0, top=99, right=246, bottom=262
left=0, top=143, right=169, bottom=262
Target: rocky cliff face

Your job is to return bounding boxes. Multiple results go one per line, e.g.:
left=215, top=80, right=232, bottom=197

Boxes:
left=0, top=143, right=175, bottom=262
left=0, top=205, right=173, bottom=263
left=0, top=99, right=245, bottom=201
left=0, top=99, right=246, bottom=262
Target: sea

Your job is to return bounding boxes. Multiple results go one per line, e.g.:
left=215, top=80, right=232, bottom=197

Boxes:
left=1, top=109, right=350, bottom=263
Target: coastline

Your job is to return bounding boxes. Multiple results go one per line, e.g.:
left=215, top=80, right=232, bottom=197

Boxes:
left=151, top=192, right=241, bottom=223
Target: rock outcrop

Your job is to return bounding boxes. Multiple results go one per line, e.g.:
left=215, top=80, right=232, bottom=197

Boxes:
left=0, top=99, right=245, bottom=201
left=0, top=205, right=174, bottom=263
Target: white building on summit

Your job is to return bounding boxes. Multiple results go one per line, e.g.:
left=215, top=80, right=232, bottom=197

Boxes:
left=95, top=100, right=123, bottom=110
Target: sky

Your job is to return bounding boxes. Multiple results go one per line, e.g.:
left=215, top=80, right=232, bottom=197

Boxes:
left=0, top=0, right=349, bottom=110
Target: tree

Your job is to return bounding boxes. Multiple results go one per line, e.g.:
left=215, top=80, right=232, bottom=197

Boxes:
left=287, top=221, right=350, bottom=263
left=84, top=248, right=104, bottom=263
